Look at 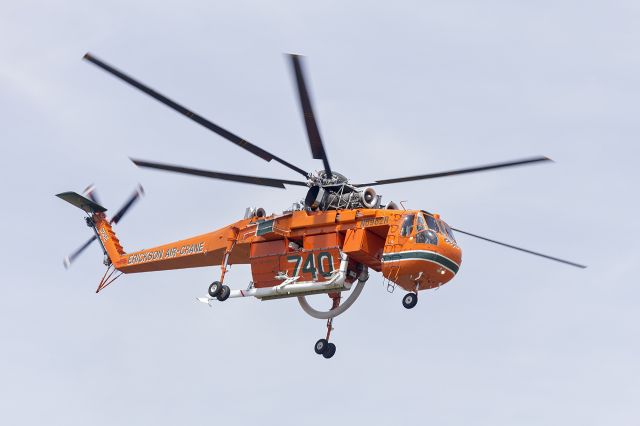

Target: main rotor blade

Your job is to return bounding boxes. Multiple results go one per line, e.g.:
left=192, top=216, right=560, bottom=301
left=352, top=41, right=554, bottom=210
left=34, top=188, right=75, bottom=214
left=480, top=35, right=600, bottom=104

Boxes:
left=451, top=227, right=587, bottom=269
left=83, top=53, right=308, bottom=178
left=63, top=235, right=98, bottom=269
left=131, top=158, right=308, bottom=189
left=288, top=54, right=332, bottom=178
left=356, top=156, right=552, bottom=186
left=110, top=184, right=145, bottom=225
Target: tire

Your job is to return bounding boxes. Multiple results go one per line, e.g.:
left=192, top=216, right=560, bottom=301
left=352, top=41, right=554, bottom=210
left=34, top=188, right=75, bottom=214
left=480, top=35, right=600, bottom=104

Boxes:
left=322, top=343, right=336, bottom=359
left=402, top=292, right=418, bottom=309
left=217, top=285, right=231, bottom=301
left=208, top=281, right=222, bottom=298
left=314, top=338, right=329, bottom=355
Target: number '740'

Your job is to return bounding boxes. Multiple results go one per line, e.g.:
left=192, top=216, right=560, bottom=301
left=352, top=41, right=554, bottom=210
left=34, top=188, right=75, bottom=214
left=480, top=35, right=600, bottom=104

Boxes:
left=287, top=252, right=335, bottom=280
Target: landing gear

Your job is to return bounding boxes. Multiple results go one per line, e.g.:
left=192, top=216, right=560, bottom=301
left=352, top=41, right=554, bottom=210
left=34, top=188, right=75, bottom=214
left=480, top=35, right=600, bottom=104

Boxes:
left=323, top=343, right=337, bottom=359
left=314, top=339, right=337, bottom=358
left=314, top=338, right=329, bottom=355
left=208, top=281, right=223, bottom=298
left=402, top=292, right=418, bottom=309
left=312, top=293, right=341, bottom=359
left=217, top=285, right=231, bottom=301
left=206, top=232, right=236, bottom=303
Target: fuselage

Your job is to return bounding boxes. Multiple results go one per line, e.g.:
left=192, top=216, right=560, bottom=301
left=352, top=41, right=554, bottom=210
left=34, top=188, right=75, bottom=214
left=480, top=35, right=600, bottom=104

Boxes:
left=97, top=208, right=462, bottom=293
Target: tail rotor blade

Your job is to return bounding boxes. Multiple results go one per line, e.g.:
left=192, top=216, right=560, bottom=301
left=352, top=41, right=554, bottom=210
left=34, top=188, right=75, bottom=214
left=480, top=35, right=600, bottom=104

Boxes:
left=63, top=185, right=143, bottom=269
left=452, top=227, right=587, bottom=269
left=82, top=184, right=101, bottom=205
left=110, top=184, right=145, bottom=225
left=63, top=235, right=98, bottom=269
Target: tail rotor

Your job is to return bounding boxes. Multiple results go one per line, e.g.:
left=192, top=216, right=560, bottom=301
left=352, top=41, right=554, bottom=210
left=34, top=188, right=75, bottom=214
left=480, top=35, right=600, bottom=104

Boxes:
left=61, top=184, right=144, bottom=268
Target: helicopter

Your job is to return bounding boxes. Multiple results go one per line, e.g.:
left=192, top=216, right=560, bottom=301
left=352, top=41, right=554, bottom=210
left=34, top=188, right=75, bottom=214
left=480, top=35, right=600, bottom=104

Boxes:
left=57, top=53, right=586, bottom=359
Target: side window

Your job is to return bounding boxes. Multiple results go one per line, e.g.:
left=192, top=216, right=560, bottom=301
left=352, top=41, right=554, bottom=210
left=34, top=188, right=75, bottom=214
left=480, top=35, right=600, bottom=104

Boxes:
left=400, top=214, right=415, bottom=237
left=443, top=222, right=456, bottom=243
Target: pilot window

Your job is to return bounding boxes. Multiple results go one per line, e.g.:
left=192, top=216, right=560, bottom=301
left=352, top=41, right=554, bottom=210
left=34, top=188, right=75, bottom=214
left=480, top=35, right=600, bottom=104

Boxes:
left=442, top=222, right=456, bottom=243
left=426, top=215, right=439, bottom=232
left=415, top=215, right=438, bottom=245
left=400, top=214, right=415, bottom=237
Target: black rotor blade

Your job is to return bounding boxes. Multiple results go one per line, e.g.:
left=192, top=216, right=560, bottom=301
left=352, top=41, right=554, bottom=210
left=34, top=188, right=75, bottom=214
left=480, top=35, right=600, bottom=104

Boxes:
left=451, top=227, right=587, bottom=269
left=83, top=53, right=308, bottom=178
left=288, top=54, right=332, bottom=178
left=356, top=156, right=552, bottom=186
left=82, top=184, right=101, bottom=205
left=63, top=235, right=98, bottom=269
left=110, top=184, right=145, bottom=225
left=131, top=158, right=308, bottom=189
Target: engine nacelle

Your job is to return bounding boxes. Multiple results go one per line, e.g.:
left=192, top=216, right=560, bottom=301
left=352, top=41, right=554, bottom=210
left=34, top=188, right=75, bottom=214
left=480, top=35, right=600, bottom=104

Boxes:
left=305, top=186, right=381, bottom=210
left=244, top=206, right=267, bottom=218
left=360, top=187, right=378, bottom=208
left=304, top=186, right=326, bottom=210
left=385, top=201, right=399, bottom=210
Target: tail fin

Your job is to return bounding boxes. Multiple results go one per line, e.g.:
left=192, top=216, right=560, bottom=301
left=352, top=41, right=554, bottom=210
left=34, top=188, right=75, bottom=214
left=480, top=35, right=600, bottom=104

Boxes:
left=91, top=214, right=126, bottom=265
left=57, top=192, right=126, bottom=266
left=57, top=191, right=107, bottom=214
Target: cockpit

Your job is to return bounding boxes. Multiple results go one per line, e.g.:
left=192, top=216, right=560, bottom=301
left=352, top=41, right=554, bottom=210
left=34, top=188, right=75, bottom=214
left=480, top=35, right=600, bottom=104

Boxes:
left=399, top=211, right=457, bottom=245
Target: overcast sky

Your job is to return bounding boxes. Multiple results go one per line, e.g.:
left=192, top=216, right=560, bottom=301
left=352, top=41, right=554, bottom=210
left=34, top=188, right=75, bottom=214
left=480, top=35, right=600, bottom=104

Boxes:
left=1, top=1, right=639, bottom=425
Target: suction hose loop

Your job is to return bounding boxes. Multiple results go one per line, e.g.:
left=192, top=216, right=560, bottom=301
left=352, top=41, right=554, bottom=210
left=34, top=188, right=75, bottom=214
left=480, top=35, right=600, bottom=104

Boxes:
left=297, top=266, right=369, bottom=320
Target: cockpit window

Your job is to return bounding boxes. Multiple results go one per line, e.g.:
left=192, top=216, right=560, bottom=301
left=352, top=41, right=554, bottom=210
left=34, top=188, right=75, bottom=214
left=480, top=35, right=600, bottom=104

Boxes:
left=425, top=215, right=439, bottom=232
left=442, top=222, right=456, bottom=243
left=434, top=219, right=456, bottom=243
left=400, top=214, right=415, bottom=237
left=416, top=215, right=438, bottom=245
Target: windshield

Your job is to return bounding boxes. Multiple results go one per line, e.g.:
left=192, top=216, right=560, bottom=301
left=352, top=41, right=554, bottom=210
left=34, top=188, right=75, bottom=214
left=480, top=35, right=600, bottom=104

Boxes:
left=423, top=213, right=456, bottom=244
left=415, top=214, right=438, bottom=245
left=425, top=214, right=439, bottom=232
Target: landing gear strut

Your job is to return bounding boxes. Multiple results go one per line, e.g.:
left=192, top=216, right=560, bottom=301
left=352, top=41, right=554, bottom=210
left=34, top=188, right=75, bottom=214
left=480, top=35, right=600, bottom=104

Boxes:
left=313, top=293, right=341, bottom=359
left=207, top=229, right=236, bottom=303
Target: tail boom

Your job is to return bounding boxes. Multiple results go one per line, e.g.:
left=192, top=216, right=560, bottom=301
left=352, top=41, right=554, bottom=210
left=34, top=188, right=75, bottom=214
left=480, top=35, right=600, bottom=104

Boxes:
left=111, top=225, right=247, bottom=274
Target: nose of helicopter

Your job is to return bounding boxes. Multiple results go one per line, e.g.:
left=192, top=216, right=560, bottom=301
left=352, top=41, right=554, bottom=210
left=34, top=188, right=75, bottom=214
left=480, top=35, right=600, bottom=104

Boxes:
left=381, top=232, right=462, bottom=292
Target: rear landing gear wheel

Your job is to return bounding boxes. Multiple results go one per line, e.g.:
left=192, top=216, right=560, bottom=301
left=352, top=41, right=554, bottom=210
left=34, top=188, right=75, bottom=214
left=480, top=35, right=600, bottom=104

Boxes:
left=322, top=343, right=336, bottom=359
left=208, top=281, right=222, bottom=298
left=217, top=285, right=231, bottom=301
left=314, top=338, right=329, bottom=355
left=402, top=292, right=418, bottom=309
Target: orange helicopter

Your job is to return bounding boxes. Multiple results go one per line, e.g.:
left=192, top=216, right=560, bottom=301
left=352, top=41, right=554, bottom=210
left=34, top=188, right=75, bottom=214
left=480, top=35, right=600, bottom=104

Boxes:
left=58, top=53, right=586, bottom=359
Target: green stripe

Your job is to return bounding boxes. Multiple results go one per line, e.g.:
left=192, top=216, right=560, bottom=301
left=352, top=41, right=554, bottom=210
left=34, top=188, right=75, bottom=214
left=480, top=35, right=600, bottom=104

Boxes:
left=382, top=251, right=459, bottom=274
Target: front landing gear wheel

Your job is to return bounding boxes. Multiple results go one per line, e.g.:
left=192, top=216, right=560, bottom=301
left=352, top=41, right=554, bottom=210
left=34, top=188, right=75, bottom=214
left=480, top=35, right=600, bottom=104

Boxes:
left=216, top=285, right=231, bottom=301
left=322, top=343, right=336, bottom=359
left=402, top=292, right=418, bottom=309
left=314, top=339, right=329, bottom=355
left=208, top=281, right=222, bottom=298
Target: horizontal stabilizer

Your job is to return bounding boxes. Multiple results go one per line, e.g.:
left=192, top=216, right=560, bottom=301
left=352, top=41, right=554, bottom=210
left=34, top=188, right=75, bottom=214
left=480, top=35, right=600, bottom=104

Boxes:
left=56, top=192, right=107, bottom=213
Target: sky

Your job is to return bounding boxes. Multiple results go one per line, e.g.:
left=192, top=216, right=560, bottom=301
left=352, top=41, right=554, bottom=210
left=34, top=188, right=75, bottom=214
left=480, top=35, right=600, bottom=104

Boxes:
left=1, top=1, right=639, bottom=424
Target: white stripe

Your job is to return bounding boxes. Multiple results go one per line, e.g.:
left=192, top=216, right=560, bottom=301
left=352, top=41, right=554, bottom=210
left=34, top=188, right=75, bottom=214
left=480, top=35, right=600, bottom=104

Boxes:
left=382, top=250, right=460, bottom=274
left=383, top=250, right=460, bottom=267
